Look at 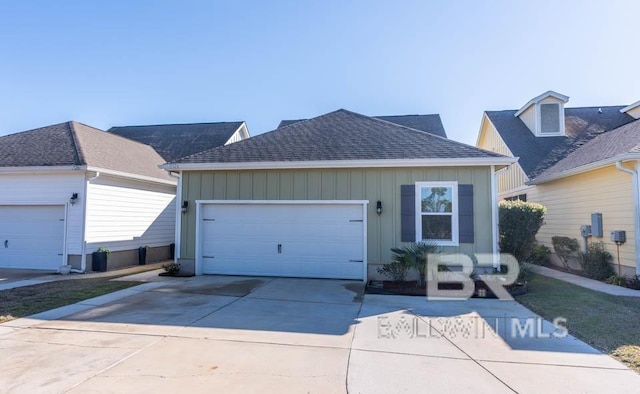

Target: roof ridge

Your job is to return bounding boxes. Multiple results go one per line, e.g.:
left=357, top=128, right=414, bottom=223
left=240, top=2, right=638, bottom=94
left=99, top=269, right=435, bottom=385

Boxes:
left=110, top=121, right=244, bottom=129
left=66, top=121, right=86, bottom=166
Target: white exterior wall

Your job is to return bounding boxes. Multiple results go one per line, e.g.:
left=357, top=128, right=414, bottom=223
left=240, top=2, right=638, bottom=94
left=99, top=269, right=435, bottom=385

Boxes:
left=0, top=172, right=86, bottom=254
left=85, top=175, right=176, bottom=253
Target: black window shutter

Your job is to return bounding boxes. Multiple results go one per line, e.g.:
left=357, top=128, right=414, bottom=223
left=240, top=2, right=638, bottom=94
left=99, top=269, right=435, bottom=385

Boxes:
left=400, top=185, right=416, bottom=242
left=458, top=184, right=474, bottom=243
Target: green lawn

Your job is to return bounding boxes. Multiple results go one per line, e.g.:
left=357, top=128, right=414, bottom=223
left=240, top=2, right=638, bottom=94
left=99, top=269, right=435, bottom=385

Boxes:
left=516, top=273, right=640, bottom=372
left=0, top=278, right=142, bottom=323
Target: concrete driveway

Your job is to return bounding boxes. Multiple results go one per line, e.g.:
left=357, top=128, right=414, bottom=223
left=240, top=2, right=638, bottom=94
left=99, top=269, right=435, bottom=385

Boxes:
left=0, top=273, right=638, bottom=393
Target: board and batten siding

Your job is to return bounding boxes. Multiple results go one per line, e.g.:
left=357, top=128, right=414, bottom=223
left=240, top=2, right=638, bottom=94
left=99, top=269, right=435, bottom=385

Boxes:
left=180, top=167, right=494, bottom=271
left=477, top=116, right=529, bottom=195
left=528, top=165, right=636, bottom=270
left=0, top=172, right=86, bottom=255
left=85, top=175, right=176, bottom=253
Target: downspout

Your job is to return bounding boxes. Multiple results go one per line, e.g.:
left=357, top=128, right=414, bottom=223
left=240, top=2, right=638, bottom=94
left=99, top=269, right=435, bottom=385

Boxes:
left=492, top=165, right=510, bottom=268
left=615, top=161, right=640, bottom=275
left=168, top=171, right=181, bottom=264
left=79, top=171, right=100, bottom=272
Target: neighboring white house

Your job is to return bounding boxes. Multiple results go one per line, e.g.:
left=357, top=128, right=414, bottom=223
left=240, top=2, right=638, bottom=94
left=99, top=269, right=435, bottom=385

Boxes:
left=0, top=121, right=177, bottom=272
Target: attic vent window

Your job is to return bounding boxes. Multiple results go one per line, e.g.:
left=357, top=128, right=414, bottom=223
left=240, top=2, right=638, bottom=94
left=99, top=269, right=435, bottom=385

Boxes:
left=540, top=103, right=561, bottom=134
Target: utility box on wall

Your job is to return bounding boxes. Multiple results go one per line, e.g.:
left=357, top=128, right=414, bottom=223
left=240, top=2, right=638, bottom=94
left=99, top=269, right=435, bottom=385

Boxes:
left=591, top=213, right=603, bottom=237
left=611, top=230, right=626, bottom=244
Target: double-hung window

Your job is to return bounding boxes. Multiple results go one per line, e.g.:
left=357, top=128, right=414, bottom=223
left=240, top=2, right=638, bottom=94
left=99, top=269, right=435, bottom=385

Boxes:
left=415, top=181, right=458, bottom=246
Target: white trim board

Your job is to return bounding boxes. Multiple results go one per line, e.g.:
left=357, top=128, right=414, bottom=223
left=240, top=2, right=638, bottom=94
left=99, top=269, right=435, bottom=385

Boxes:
left=163, top=157, right=517, bottom=171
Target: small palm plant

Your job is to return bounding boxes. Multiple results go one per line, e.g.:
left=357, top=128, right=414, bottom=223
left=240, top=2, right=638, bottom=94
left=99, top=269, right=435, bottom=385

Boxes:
left=390, top=242, right=439, bottom=288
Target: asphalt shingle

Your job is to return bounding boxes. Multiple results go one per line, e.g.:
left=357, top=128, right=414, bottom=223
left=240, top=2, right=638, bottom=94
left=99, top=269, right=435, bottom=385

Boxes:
left=175, top=109, right=503, bottom=164
left=486, top=106, right=635, bottom=179
left=278, top=114, right=447, bottom=138
left=0, top=122, right=172, bottom=181
left=108, top=122, right=244, bottom=162
left=535, top=118, right=640, bottom=180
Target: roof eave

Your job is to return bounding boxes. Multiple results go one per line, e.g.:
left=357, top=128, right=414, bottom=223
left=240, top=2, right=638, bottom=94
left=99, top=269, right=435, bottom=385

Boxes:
left=161, top=157, right=518, bottom=172
left=620, top=100, right=640, bottom=114
left=528, top=154, right=640, bottom=185
left=0, top=165, right=85, bottom=173
left=86, top=166, right=177, bottom=186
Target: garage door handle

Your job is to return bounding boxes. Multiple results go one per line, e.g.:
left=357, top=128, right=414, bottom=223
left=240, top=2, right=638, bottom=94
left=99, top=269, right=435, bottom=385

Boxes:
left=277, top=244, right=282, bottom=254
left=3, top=240, right=7, bottom=248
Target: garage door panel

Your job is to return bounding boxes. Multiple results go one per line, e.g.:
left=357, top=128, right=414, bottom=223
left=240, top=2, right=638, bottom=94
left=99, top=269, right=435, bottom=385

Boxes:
left=0, top=205, right=65, bottom=270
left=200, top=203, right=365, bottom=279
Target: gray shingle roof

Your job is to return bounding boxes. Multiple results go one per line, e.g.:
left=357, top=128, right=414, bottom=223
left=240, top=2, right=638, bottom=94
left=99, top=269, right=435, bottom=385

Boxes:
left=486, top=106, right=635, bottom=179
left=174, top=109, right=504, bottom=164
left=534, top=118, right=640, bottom=181
left=108, top=121, right=244, bottom=162
left=278, top=114, right=447, bottom=138
left=0, top=121, right=172, bottom=181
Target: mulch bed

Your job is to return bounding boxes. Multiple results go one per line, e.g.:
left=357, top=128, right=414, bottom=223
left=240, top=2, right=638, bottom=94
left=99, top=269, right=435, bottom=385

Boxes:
left=367, top=280, right=527, bottom=298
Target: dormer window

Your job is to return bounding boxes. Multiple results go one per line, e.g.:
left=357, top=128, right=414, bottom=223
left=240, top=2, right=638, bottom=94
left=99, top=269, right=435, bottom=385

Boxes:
left=540, top=103, right=561, bottom=134
left=515, top=90, right=568, bottom=137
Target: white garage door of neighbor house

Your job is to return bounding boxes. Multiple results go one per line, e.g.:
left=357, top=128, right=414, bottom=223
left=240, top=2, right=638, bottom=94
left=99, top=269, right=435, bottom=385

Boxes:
left=0, top=205, right=65, bottom=270
left=200, top=202, right=366, bottom=280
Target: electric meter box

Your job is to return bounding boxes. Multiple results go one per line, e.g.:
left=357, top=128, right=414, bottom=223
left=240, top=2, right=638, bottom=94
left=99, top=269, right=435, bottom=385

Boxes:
left=611, top=230, right=626, bottom=244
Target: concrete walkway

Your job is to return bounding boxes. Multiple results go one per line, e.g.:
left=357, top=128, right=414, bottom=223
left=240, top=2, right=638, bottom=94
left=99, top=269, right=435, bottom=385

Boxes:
left=0, top=262, right=167, bottom=291
left=1, top=274, right=638, bottom=393
left=531, top=265, right=640, bottom=297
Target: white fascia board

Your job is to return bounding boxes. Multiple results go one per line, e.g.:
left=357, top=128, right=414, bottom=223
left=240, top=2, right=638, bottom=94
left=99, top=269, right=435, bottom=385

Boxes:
left=196, top=199, right=369, bottom=205
left=528, top=154, right=640, bottom=185
left=0, top=165, right=84, bottom=173
left=162, top=157, right=518, bottom=171
left=514, top=90, right=570, bottom=117
left=85, top=166, right=177, bottom=186
left=620, top=100, right=640, bottom=114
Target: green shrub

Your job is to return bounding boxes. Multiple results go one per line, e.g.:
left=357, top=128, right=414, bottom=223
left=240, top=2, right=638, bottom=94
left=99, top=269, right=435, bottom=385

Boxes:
left=582, top=242, right=614, bottom=280
left=377, top=262, right=408, bottom=282
left=499, top=201, right=547, bottom=262
left=551, top=236, right=580, bottom=272
left=606, top=275, right=627, bottom=287
left=529, top=244, right=551, bottom=266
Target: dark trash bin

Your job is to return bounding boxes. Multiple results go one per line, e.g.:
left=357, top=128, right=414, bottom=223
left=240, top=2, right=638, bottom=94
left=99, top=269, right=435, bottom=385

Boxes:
left=92, top=251, right=108, bottom=272
left=170, top=243, right=175, bottom=260
left=138, top=246, right=149, bottom=265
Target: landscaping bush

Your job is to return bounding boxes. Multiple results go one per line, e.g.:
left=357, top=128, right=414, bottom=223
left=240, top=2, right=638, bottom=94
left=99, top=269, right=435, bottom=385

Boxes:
left=387, top=242, right=439, bottom=287
left=582, top=242, right=615, bottom=280
left=528, top=244, right=551, bottom=266
left=499, top=200, right=546, bottom=263
left=551, top=236, right=580, bottom=272
left=376, top=261, right=408, bottom=282
left=606, top=275, right=627, bottom=287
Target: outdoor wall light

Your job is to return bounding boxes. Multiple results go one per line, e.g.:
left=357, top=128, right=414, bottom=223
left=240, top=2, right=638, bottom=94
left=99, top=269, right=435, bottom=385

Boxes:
left=376, top=200, right=382, bottom=215
left=181, top=200, right=189, bottom=214
left=69, top=193, right=78, bottom=206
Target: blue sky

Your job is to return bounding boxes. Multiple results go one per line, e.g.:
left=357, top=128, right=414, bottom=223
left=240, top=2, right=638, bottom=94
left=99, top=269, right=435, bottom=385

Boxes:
left=1, top=1, right=638, bottom=145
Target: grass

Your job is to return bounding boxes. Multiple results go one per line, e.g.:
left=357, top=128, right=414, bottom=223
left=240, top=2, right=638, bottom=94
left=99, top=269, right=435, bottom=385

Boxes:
left=0, top=278, right=142, bottom=323
left=516, top=273, right=640, bottom=372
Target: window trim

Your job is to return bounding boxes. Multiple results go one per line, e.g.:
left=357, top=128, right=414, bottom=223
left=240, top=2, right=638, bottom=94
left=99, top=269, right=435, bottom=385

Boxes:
left=536, top=102, right=565, bottom=137
left=415, top=181, right=459, bottom=246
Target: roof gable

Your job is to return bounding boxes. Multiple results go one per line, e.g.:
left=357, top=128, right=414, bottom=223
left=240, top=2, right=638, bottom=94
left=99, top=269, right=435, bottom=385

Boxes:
left=486, top=106, right=635, bottom=178
left=514, top=90, right=569, bottom=117
left=278, top=114, right=447, bottom=138
left=108, top=121, right=245, bottom=162
left=173, top=109, right=505, bottom=166
left=0, top=122, right=81, bottom=167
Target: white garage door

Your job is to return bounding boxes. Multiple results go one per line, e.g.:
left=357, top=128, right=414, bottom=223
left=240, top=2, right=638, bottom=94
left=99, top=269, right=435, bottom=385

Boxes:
left=199, top=202, right=366, bottom=280
left=0, top=205, right=65, bottom=270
